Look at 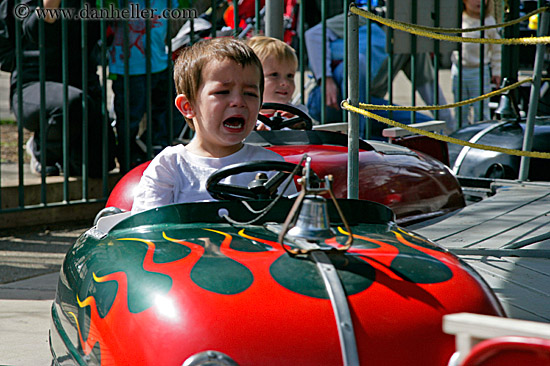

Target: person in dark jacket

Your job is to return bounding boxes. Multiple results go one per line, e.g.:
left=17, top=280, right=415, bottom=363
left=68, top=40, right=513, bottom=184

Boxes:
left=9, top=0, right=115, bottom=176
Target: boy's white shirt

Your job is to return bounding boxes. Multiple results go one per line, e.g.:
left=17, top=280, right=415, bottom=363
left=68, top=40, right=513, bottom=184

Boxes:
left=131, top=144, right=293, bottom=214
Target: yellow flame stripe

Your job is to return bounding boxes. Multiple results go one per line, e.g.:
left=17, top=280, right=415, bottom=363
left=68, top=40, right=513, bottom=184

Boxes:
left=162, top=231, right=182, bottom=243
left=76, top=294, right=95, bottom=308
left=350, top=5, right=550, bottom=45
left=92, top=272, right=113, bottom=283
left=67, top=311, right=79, bottom=325
left=203, top=228, right=231, bottom=238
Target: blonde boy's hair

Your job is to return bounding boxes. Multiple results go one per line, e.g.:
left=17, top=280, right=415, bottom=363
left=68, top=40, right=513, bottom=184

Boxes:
left=173, top=38, right=264, bottom=128
left=247, top=36, right=298, bottom=69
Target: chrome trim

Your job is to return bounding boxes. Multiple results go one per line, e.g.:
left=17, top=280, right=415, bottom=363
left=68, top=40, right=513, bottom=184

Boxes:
left=182, top=350, right=239, bottom=366
left=452, top=121, right=508, bottom=175
left=311, top=251, right=360, bottom=366
left=447, top=351, right=461, bottom=366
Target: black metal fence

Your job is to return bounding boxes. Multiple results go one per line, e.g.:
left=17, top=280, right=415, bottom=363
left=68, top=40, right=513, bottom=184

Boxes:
left=0, top=0, right=530, bottom=220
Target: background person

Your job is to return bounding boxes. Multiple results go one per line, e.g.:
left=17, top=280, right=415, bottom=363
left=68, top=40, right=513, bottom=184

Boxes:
left=108, top=0, right=179, bottom=171
left=451, top=0, right=501, bottom=127
left=9, top=0, right=115, bottom=177
left=305, top=12, right=455, bottom=138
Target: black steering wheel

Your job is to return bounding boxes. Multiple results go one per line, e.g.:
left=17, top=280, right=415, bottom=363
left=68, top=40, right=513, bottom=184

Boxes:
left=258, top=102, right=313, bottom=130
left=206, top=160, right=303, bottom=201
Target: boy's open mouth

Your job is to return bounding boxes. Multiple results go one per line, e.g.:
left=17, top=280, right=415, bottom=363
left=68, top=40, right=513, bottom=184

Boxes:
left=223, top=116, right=245, bottom=130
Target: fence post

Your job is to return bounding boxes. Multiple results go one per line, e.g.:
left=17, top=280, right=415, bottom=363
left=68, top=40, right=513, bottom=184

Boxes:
left=265, top=0, right=283, bottom=40
left=518, top=9, right=549, bottom=181
left=347, top=8, right=359, bottom=200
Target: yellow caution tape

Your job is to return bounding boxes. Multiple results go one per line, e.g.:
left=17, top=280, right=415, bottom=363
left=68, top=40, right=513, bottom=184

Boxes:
left=350, top=6, right=550, bottom=45
left=341, top=100, right=550, bottom=159
left=351, top=5, right=548, bottom=34
left=344, top=5, right=550, bottom=159
left=359, top=78, right=542, bottom=112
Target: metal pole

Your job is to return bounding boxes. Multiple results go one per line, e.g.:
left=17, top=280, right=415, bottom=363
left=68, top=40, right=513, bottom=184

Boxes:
left=365, top=0, right=371, bottom=133
left=80, top=0, right=89, bottom=197
left=321, top=1, right=327, bottom=124
left=255, top=0, right=261, bottom=34
left=61, top=0, right=69, bottom=199
left=347, top=10, right=359, bottom=200
left=15, top=0, right=24, bottom=207
left=265, top=0, right=283, bottom=40
left=410, top=0, right=416, bottom=123
left=457, top=1, right=463, bottom=127
left=299, top=0, right=305, bottom=105
left=233, top=0, right=239, bottom=37
left=518, top=10, right=549, bottom=181
left=478, top=0, right=486, bottom=121
left=343, top=0, right=349, bottom=122
left=145, top=0, right=152, bottom=160
left=38, top=0, right=47, bottom=202
left=433, top=0, right=440, bottom=120
left=122, top=0, right=130, bottom=173
left=100, top=0, right=109, bottom=196
left=210, top=0, right=217, bottom=38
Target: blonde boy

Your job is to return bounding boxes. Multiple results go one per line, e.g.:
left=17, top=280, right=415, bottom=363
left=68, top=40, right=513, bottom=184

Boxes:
left=131, top=38, right=287, bottom=213
left=247, top=36, right=299, bottom=106
left=247, top=36, right=308, bottom=129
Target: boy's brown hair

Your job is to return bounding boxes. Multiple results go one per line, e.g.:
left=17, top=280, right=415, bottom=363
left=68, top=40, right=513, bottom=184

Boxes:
left=247, top=36, right=298, bottom=69
left=174, top=38, right=264, bottom=128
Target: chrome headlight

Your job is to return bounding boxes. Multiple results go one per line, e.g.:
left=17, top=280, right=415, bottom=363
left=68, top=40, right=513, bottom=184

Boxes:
left=182, top=351, right=239, bottom=366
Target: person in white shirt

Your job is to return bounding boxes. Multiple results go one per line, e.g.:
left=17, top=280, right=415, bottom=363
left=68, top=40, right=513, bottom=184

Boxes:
left=451, top=0, right=502, bottom=127
left=131, top=38, right=289, bottom=214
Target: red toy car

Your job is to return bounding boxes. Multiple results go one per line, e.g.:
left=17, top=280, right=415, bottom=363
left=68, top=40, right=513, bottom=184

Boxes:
left=51, top=156, right=501, bottom=366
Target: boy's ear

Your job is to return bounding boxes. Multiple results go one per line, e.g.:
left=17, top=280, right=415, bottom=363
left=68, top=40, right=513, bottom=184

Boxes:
left=175, top=94, right=195, bottom=119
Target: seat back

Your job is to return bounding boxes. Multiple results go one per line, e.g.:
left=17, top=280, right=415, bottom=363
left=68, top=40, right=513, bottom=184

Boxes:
left=460, top=336, right=550, bottom=366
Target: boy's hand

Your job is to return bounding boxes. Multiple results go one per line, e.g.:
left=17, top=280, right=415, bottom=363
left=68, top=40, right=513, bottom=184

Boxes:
left=277, top=111, right=296, bottom=119
left=492, top=75, right=502, bottom=88
left=325, top=77, right=340, bottom=109
left=255, top=121, right=271, bottom=131
left=259, top=109, right=295, bottom=119
left=41, top=0, right=62, bottom=23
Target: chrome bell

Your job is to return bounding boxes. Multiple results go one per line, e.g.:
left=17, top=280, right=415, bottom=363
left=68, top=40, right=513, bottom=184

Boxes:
left=495, top=93, right=518, bottom=119
left=495, top=78, right=519, bottom=120
left=287, top=195, right=335, bottom=241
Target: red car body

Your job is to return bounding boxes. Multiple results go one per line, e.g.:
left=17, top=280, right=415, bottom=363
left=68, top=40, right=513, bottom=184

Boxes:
left=51, top=198, right=502, bottom=366
left=107, top=130, right=465, bottom=225
left=48, top=131, right=501, bottom=366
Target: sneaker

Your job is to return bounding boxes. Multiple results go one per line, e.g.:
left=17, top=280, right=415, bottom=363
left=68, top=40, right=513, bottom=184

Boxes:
left=25, top=137, right=60, bottom=176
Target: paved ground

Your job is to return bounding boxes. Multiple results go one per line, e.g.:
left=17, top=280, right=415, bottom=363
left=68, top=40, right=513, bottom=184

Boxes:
left=0, top=224, right=88, bottom=366
left=0, top=71, right=14, bottom=123
left=0, top=298, right=53, bottom=366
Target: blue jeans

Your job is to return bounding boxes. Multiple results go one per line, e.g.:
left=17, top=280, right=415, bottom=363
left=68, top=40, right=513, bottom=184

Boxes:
left=307, top=59, right=432, bottom=140
left=112, top=68, right=170, bottom=169
left=452, top=63, right=492, bottom=125
left=12, top=81, right=116, bottom=177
